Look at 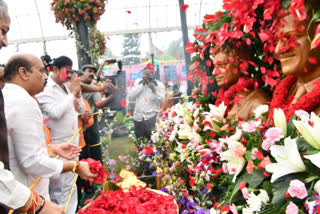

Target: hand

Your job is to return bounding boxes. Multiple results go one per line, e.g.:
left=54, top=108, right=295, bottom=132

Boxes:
left=68, top=73, right=81, bottom=98
left=81, top=110, right=92, bottom=123
left=77, top=161, right=98, bottom=181
left=38, top=199, right=65, bottom=214
left=51, top=143, right=82, bottom=160
left=148, top=81, right=156, bottom=93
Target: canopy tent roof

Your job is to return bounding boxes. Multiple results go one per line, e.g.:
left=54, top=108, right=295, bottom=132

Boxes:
left=1, top=0, right=222, bottom=67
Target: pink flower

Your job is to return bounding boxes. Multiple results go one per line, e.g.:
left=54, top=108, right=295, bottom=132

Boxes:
left=288, top=179, right=308, bottom=199
left=286, top=202, right=299, bottom=214
left=262, top=138, right=275, bottom=151
left=241, top=120, right=260, bottom=133
left=265, top=127, right=284, bottom=142
left=230, top=203, right=238, bottom=214
left=251, top=147, right=258, bottom=160
left=295, top=110, right=310, bottom=121
left=246, top=160, right=254, bottom=174
left=241, top=187, right=249, bottom=199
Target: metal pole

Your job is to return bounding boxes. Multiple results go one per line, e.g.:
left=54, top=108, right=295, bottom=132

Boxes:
left=178, top=0, right=193, bottom=96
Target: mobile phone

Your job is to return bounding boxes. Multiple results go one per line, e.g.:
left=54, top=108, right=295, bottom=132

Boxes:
left=105, top=59, right=117, bottom=64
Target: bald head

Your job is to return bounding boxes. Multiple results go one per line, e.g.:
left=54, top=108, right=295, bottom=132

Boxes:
left=4, top=53, right=47, bottom=96
left=4, top=54, right=35, bottom=81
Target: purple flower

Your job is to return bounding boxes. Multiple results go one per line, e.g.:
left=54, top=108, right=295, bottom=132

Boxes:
left=152, top=170, right=158, bottom=176
left=187, top=202, right=197, bottom=209
left=108, top=159, right=116, bottom=166
left=160, top=188, right=168, bottom=193
left=149, top=163, right=154, bottom=169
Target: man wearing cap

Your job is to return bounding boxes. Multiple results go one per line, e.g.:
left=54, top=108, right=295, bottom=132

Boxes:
left=129, top=65, right=165, bottom=141
left=81, top=64, right=115, bottom=162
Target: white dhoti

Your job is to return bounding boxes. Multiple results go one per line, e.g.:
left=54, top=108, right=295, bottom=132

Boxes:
left=49, top=171, right=78, bottom=214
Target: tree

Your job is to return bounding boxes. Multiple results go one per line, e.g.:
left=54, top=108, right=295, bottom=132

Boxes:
left=121, top=34, right=141, bottom=65
left=166, top=38, right=185, bottom=59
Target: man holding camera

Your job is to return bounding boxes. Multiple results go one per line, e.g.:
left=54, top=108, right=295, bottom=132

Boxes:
left=129, top=65, right=165, bottom=141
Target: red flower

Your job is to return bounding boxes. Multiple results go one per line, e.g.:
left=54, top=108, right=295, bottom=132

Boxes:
left=220, top=205, right=230, bottom=213
left=81, top=158, right=109, bottom=184
left=189, top=176, right=196, bottom=186
left=186, top=41, right=196, bottom=54
left=311, top=24, right=320, bottom=50
left=203, top=14, right=216, bottom=25
left=181, top=4, right=189, bottom=12
left=289, top=0, right=306, bottom=21
left=78, top=187, right=177, bottom=214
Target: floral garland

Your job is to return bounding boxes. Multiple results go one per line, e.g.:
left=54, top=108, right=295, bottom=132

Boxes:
left=89, top=28, right=106, bottom=61
left=51, top=0, right=106, bottom=30
left=215, top=77, right=259, bottom=111
left=269, top=75, right=320, bottom=122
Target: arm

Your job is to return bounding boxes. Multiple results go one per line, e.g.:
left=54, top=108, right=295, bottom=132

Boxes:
left=129, top=79, right=144, bottom=101
left=81, top=83, right=100, bottom=93
left=0, top=161, right=31, bottom=210
left=150, top=82, right=166, bottom=104
left=9, top=103, right=64, bottom=178
left=75, top=96, right=85, bottom=114
left=95, top=92, right=114, bottom=109
left=37, top=92, right=75, bottom=120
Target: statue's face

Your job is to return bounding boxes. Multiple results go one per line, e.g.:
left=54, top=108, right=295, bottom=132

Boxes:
left=275, top=13, right=311, bottom=76
left=213, top=51, right=240, bottom=88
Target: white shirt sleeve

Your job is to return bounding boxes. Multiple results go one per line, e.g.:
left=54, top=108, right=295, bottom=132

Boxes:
left=0, top=161, right=31, bottom=210
left=7, top=97, right=63, bottom=178
left=37, top=88, right=75, bottom=120
left=129, top=79, right=144, bottom=101
left=150, top=81, right=165, bottom=104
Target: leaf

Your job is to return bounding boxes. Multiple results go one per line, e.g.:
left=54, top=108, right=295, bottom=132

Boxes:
left=281, top=0, right=291, bottom=8
left=229, top=170, right=265, bottom=203
left=287, top=114, right=295, bottom=137
left=311, top=9, right=320, bottom=22
left=305, top=175, right=319, bottom=183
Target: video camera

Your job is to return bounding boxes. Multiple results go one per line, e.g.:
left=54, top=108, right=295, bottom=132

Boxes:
left=42, top=55, right=53, bottom=74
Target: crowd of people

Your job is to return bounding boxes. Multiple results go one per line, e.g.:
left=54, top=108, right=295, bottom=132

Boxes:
left=0, top=1, right=168, bottom=213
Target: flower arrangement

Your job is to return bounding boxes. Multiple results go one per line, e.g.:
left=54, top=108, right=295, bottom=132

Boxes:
left=89, top=27, right=107, bottom=63
left=78, top=187, right=178, bottom=214
left=51, top=0, right=106, bottom=29
left=128, top=100, right=320, bottom=213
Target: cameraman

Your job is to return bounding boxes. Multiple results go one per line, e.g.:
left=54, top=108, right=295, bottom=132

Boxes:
left=129, top=65, right=165, bottom=141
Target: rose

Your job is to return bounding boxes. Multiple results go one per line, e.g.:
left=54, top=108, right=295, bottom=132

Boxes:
left=81, top=158, right=109, bottom=184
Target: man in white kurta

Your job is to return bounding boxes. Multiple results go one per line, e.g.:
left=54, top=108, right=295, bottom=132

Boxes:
left=4, top=82, right=64, bottom=199
left=36, top=56, right=84, bottom=214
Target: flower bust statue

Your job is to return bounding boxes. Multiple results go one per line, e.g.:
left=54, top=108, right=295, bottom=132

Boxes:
left=213, top=44, right=270, bottom=121
left=269, top=0, right=320, bottom=121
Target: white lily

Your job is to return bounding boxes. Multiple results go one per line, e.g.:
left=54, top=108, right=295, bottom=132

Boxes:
left=168, top=125, right=178, bottom=142
left=293, top=112, right=320, bottom=150
left=253, top=104, right=269, bottom=119
left=220, top=130, right=246, bottom=182
left=273, top=108, right=287, bottom=136
left=265, top=137, right=306, bottom=183
left=208, top=102, right=227, bottom=123
left=304, top=153, right=320, bottom=169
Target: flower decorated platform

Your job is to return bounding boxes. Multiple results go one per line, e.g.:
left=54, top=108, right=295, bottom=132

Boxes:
left=78, top=169, right=179, bottom=214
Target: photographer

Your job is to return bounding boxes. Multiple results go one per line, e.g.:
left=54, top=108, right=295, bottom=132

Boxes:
left=129, top=65, right=165, bottom=141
